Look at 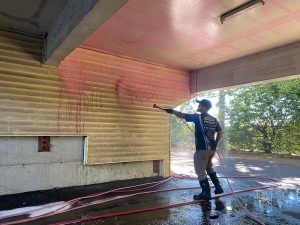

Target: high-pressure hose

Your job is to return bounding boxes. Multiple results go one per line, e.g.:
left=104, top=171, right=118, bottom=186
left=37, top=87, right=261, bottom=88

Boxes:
left=1, top=174, right=280, bottom=225
left=155, top=103, right=267, bottom=225
left=0, top=105, right=281, bottom=225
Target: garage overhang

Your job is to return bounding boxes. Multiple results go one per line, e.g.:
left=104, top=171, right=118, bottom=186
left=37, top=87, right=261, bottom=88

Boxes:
left=2, top=0, right=300, bottom=87
left=43, top=0, right=128, bottom=65
left=190, top=40, right=300, bottom=93
left=76, top=0, right=300, bottom=93
left=0, top=0, right=128, bottom=65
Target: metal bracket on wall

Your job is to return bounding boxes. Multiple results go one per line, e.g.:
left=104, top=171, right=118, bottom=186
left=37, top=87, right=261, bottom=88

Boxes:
left=153, top=160, right=164, bottom=176
left=38, top=136, right=50, bottom=152
left=153, top=160, right=160, bottom=173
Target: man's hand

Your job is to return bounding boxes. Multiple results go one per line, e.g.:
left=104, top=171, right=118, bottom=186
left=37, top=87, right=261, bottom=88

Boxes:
left=165, top=108, right=174, bottom=114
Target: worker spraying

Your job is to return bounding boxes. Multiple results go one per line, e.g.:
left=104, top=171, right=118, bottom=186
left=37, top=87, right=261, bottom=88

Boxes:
left=154, top=99, right=224, bottom=200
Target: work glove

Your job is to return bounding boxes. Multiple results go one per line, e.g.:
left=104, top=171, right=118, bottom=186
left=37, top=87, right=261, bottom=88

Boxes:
left=165, top=108, right=174, bottom=114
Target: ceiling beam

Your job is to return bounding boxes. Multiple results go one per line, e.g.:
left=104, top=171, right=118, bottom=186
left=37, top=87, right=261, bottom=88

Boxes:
left=190, top=41, right=300, bottom=93
left=43, top=0, right=128, bottom=65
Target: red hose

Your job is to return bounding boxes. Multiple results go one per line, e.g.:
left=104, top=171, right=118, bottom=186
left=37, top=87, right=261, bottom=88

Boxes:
left=180, top=119, right=270, bottom=224
left=215, top=151, right=266, bottom=225
left=0, top=119, right=282, bottom=225
left=0, top=177, right=172, bottom=220
left=182, top=118, right=278, bottom=224
left=0, top=178, right=173, bottom=224
left=1, top=173, right=281, bottom=225
left=48, top=181, right=281, bottom=225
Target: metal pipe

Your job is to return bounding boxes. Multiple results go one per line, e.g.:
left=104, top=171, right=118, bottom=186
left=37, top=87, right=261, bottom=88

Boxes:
left=153, top=104, right=166, bottom=111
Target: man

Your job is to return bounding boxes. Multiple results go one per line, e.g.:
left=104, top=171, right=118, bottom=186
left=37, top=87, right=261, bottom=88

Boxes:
left=165, top=99, right=224, bottom=200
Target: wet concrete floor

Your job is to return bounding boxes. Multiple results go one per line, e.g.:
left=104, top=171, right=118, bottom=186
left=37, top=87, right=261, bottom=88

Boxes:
left=1, top=150, right=299, bottom=225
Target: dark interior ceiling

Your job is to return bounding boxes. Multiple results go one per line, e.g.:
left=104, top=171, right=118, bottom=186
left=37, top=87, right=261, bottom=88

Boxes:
left=0, top=0, right=68, bottom=35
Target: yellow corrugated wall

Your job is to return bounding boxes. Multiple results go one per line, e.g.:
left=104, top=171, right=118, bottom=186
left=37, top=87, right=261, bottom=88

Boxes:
left=0, top=30, right=190, bottom=173
left=0, top=31, right=62, bottom=134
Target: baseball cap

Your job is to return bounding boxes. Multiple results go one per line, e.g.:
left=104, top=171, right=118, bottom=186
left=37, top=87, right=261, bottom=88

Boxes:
left=196, top=99, right=212, bottom=109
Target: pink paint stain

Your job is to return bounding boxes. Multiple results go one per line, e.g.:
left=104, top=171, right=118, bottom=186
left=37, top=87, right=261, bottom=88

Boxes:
left=58, top=59, right=88, bottom=133
left=57, top=49, right=190, bottom=133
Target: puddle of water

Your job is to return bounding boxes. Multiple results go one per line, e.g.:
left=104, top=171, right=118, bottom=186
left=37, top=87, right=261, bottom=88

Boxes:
left=70, top=179, right=300, bottom=225
left=6, top=177, right=299, bottom=225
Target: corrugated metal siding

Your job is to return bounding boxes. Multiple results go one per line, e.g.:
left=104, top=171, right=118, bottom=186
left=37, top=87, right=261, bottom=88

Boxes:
left=0, top=30, right=190, bottom=169
left=60, top=48, right=190, bottom=166
left=0, top=30, right=63, bottom=135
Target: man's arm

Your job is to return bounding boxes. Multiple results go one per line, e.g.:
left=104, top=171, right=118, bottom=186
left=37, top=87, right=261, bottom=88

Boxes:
left=172, top=110, right=185, bottom=119
left=165, top=109, right=197, bottom=123
left=165, top=109, right=185, bottom=119
left=215, top=130, right=223, bottom=147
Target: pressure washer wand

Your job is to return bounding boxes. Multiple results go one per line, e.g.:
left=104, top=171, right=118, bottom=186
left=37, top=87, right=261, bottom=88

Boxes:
left=153, top=104, right=167, bottom=112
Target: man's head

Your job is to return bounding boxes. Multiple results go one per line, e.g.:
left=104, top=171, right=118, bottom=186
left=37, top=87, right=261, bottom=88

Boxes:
left=196, top=99, right=212, bottom=113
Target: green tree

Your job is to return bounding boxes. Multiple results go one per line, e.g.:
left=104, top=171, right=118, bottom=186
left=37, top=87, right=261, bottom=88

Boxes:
left=226, top=79, right=300, bottom=154
left=217, top=90, right=226, bottom=153
left=170, top=91, right=220, bottom=149
left=170, top=100, right=195, bottom=148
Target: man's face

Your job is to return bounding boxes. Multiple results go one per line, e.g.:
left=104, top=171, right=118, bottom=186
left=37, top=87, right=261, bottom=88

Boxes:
left=197, top=104, right=205, bottom=113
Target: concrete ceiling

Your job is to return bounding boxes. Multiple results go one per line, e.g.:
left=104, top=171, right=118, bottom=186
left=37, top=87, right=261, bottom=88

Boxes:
left=0, top=0, right=128, bottom=65
left=0, top=0, right=69, bottom=35
left=82, top=0, right=300, bottom=70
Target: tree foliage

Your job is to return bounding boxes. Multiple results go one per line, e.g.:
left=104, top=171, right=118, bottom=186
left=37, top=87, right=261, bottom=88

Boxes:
left=170, top=100, right=195, bottom=148
left=170, top=92, right=219, bottom=149
left=170, top=79, right=300, bottom=155
left=226, top=79, right=300, bottom=154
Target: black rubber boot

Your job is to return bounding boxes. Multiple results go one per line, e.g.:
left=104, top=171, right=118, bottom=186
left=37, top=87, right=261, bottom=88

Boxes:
left=208, top=172, right=224, bottom=195
left=193, top=178, right=211, bottom=200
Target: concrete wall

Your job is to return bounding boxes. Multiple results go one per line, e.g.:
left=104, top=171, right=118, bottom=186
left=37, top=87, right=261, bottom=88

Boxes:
left=191, top=40, right=300, bottom=93
left=0, top=136, right=157, bottom=196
